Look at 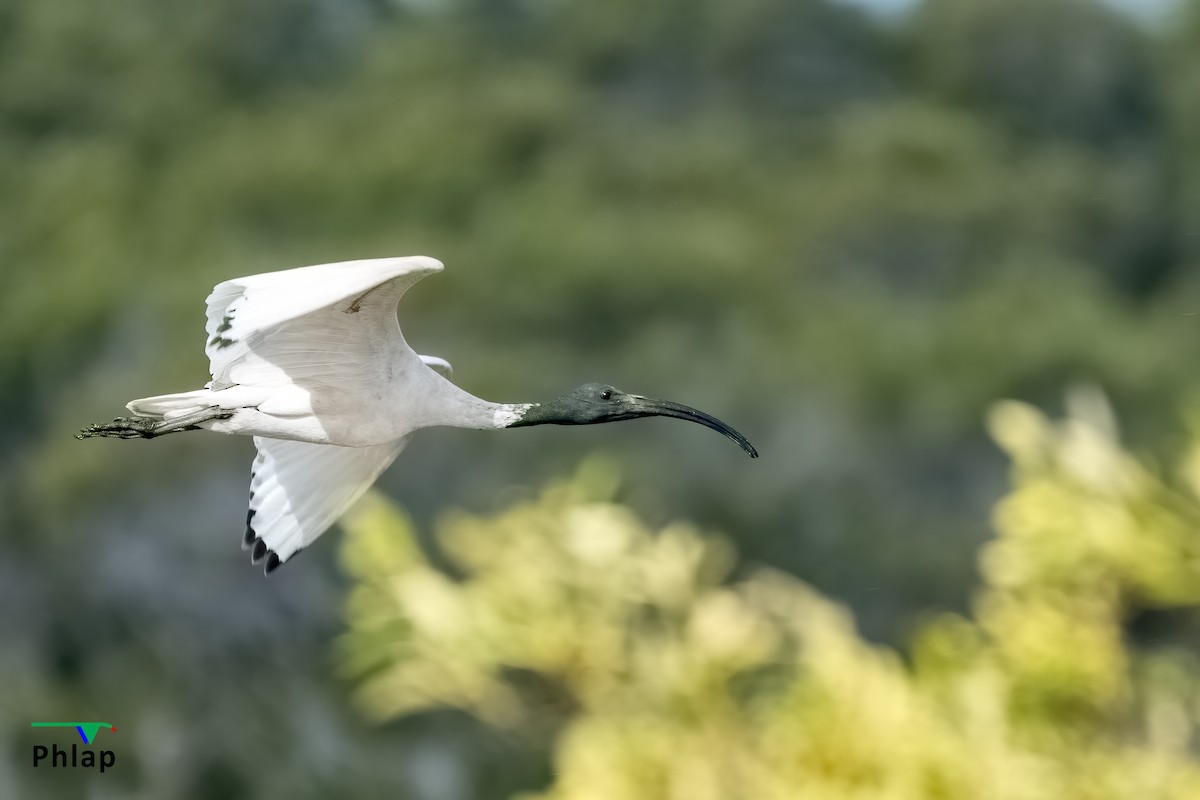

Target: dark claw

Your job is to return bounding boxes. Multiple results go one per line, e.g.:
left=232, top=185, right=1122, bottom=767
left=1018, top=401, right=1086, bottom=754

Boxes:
left=251, top=538, right=267, bottom=563
left=265, top=552, right=282, bottom=575
left=76, top=417, right=158, bottom=440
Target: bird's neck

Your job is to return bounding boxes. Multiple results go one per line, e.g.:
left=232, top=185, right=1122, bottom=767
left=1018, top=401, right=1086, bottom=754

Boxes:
left=417, top=377, right=533, bottom=431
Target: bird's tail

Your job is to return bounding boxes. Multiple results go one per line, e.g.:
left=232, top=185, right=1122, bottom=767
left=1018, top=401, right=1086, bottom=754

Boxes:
left=126, top=390, right=213, bottom=420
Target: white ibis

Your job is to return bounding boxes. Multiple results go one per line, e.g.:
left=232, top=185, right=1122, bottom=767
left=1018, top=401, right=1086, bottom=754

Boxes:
left=79, top=256, right=757, bottom=574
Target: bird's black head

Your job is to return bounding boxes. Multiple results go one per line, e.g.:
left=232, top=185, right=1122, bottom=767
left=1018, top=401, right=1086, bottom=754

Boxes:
left=511, top=382, right=758, bottom=457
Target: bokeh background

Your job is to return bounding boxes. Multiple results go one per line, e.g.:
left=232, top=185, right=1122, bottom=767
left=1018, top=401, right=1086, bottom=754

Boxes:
left=4, top=0, right=1200, bottom=797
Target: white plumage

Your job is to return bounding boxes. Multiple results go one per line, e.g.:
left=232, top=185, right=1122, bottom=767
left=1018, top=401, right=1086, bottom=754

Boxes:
left=80, top=255, right=757, bottom=575
left=127, top=256, right=528, bottom=572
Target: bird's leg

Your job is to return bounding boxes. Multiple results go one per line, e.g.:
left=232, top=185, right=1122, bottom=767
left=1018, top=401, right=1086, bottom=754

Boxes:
left=76, top=406, right=233, bottom=440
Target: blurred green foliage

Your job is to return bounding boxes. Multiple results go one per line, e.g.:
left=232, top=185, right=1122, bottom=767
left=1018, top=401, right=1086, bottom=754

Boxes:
left=4, top=0, right=1200, bottom=797
left=7, top=0, right=1200, bottom=628
left=341, top=396, right=1200, bottom=799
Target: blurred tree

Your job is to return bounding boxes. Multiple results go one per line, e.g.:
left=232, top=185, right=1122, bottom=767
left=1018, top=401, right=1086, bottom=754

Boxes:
left=909, top=0, right=1177, bottom=296
left=341, top=397, right=1200, bottom=799
left=1163, top=0, right=1200, bottom=270
left=4, top=0, right=1200, bottom=796
left=910, top=0, right=1161, bottom=146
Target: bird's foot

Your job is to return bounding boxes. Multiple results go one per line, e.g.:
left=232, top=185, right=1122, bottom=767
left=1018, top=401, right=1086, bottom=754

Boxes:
left=76, top=417, right=160, bottom=440
left=76, top=406, right=233, bottom=440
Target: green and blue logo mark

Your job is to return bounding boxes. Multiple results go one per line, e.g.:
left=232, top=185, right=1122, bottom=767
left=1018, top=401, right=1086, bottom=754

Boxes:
left=30, top=722, right=117, bottom=773
left=31, top=721, right=116, bottom=744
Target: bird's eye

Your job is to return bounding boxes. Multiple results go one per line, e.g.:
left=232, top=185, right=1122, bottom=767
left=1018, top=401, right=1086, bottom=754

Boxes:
left=600, top=390, right=613, bottom=400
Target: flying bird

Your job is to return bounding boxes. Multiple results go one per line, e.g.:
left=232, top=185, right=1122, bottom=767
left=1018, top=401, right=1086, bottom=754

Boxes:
left=78, top=257, right=758, bottom=574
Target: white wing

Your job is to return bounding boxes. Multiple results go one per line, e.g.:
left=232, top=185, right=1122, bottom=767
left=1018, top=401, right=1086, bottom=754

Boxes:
left=245, top=436, right=409, bottom=573
left=206, top=256, right=446, bottom=572
left=204, top=256, right=443, bottom=391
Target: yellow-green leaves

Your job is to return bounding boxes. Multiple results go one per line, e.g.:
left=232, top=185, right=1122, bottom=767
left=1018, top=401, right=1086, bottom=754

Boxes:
left=341, top=405, right=1200, bottom=799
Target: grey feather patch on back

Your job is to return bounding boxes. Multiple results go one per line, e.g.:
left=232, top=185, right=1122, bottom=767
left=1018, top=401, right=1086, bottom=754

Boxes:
left=419, top=354, right=453, bottom=381
left=208, top=312, right=237, bottom=349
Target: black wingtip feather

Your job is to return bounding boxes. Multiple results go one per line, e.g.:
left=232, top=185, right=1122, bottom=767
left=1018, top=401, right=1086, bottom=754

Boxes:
left=242, top=509, right=257, bottom=549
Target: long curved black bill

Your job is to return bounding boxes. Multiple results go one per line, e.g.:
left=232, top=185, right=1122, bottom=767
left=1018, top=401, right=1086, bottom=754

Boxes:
left=626, top=396, right=758, bottom=458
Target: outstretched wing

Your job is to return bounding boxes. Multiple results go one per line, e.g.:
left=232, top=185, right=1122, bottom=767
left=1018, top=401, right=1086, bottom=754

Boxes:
left=244, top=436, right=409, bottom=573
left=204, top=256, right=443, bottom=391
